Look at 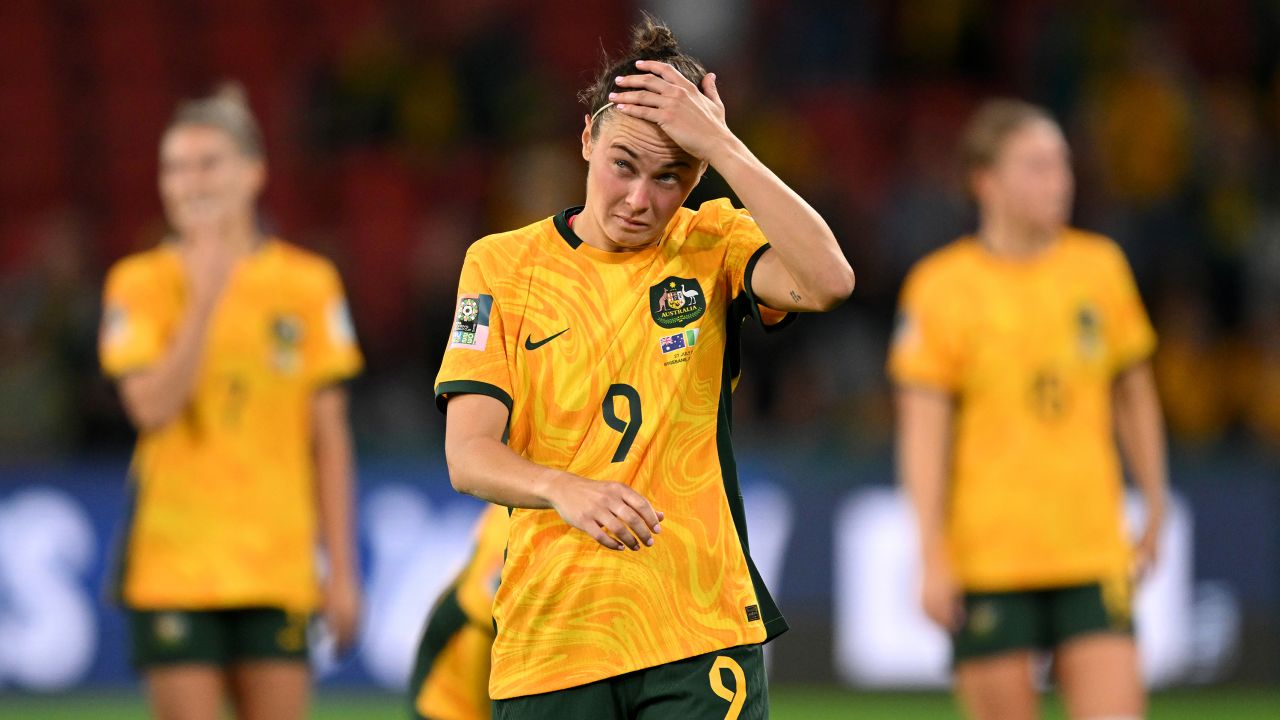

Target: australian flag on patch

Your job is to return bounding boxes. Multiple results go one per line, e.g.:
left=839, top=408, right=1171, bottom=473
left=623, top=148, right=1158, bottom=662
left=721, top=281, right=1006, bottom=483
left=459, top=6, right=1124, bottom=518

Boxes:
left=660, top=328, right=698, bottom=354
left=661, top=333, right=686, bottom=354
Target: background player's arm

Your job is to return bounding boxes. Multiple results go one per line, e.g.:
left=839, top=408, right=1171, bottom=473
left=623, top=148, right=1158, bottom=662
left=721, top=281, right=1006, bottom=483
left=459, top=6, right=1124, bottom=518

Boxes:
left=896, top=385, right=964, bottom=631
left=1112, top=361, right=1169, bottom=578
left=443, top=393, right=664, bottom=552
left=612, top=60, right=854, bottom=312
left=117, top=237, right=235, bottom=431
left=312, top=385, right=361, bottom=649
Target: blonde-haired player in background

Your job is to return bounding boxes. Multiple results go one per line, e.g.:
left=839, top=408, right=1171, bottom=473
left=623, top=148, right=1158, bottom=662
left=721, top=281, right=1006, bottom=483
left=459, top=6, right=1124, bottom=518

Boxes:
left=99, top=85, right=362, bottom=720
left=890, top=99, right=1169, bottom=720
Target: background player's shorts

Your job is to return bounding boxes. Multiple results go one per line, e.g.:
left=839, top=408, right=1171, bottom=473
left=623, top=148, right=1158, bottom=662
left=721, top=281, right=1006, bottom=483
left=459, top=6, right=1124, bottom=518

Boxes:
left=493, top=643, right=767, bottom=720
left=410, top=585, right=493, bottom=720
left=952, top=577, right=1134, bottom=664
left=127, top=606, right=310, bottom=669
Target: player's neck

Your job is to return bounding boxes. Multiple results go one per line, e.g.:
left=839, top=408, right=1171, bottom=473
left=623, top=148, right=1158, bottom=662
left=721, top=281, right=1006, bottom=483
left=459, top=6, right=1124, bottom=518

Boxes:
left=977, top=216, right=1059, bottom=260
left=180, top=217, right=266, bottom=256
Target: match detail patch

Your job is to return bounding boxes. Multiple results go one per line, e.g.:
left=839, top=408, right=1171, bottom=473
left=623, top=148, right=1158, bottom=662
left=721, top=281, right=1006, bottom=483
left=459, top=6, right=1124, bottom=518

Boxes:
left=450, top=294, right=494, bottom=351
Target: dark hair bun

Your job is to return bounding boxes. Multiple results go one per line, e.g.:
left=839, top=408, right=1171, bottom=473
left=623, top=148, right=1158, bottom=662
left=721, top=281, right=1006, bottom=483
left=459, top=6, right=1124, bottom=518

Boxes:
left=629, top=16, right=680, bottom=59
left=579, top=12, right=707, bottom=135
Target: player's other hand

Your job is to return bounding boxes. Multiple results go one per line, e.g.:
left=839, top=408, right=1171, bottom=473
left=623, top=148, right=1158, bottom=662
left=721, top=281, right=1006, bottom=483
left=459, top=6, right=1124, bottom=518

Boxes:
left=180, top=232, right=237, bottom=309
left=323, top=572, right=362, bottom=652
left=921, top=555, right=964, bottom=633
left=1133, top=521, right=1161, bottom=582
left=545, top=473, right=664, bottom=551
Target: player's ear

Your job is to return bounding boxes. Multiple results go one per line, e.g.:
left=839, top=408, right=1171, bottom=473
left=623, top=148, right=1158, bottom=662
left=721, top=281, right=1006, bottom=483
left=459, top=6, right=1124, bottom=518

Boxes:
left=969, top=167, right=992, bottom=205
left=694, top=160, right=709, bottom=188
left=247, top=158, right=267, bottom=196
left=581, top=115, right=593, bottom=161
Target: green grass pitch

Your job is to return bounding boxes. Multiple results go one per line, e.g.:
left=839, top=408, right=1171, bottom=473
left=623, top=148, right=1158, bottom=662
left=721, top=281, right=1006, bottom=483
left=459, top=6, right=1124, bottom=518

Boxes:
left=2, top=687, right=1277, bottom=719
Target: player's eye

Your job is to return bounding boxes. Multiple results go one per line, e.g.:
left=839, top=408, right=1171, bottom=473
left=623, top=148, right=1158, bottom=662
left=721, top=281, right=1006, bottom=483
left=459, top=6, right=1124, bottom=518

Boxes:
left=657, top=173, right=679, bottom=185
left=614, top=159, right=634, bottom=174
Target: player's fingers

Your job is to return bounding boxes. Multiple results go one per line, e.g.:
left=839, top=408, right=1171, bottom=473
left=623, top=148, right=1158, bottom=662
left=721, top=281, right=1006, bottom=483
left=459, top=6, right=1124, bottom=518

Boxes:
left=615, top=72, right=676, bottom=96
left=608, top=90, right=666, bottom=108
left=600, top=514, right=641, bottom=551
left=614, top=103, right=662, bottom=123
left=701, top=72, right=723, bottom=107
left=612, top=503, right=654, bottom=547
left=633, top=60, right=697, bottom=90
left=334, top=614, right=357, bottom=649
left=585, top=522, right=625, bottom=551
left=618, top=489, right=662, bottom=533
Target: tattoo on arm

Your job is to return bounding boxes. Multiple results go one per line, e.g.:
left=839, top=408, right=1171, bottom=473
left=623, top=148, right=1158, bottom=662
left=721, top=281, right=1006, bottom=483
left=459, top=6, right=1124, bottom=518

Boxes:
left=789, top=290, right=802, bottom=303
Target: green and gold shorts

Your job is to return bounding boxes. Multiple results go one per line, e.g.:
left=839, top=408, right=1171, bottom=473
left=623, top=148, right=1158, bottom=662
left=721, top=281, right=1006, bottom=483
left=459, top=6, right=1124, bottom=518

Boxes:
left=127, top=606, right=310, bottom=669
left=953, top=578, right=1134, bottom=664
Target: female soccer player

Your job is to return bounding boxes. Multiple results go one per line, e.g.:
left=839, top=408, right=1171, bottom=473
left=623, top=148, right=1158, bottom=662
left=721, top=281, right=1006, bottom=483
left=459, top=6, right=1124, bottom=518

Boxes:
left=99, top=85, right=363, bottom=720
left=890, top=99, right=1169, bottom=720
left=433, top=15, right=853, bottom=720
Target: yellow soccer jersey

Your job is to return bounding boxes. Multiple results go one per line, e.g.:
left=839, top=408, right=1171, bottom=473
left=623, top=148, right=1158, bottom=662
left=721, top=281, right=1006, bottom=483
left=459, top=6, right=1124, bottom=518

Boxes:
left=435, top=199, right=793, bottom=699
left=889, top=229, right=1156, bottom=591
left=99, top=239, right=363, bottom=612
left=414, top=505, right=508, bottom=720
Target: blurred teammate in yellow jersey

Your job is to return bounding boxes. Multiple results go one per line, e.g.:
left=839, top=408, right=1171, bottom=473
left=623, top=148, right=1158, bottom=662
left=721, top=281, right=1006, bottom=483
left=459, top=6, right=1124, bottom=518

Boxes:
left=98, top=85, right=363, bottom=720
left=433, top=14, right=853, bottom=720
left=890, top=99, right=1169, bottom=720
left=409, top=505, right=508, bottom=720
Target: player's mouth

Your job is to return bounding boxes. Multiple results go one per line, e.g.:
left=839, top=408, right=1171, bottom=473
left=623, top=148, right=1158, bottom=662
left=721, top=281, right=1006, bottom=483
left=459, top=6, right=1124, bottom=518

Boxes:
left=614, top=215, right=648, bottom=230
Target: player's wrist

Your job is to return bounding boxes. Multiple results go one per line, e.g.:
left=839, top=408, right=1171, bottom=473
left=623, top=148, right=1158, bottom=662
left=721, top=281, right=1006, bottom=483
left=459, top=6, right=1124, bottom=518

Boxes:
left=530, top=466, right=572, bottom=510
left=701, top=130, right=747, bottom=170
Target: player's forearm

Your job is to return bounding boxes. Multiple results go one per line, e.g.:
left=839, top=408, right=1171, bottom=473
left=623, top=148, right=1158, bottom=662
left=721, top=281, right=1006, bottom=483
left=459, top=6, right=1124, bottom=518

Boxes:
left=313, top=389, right=359, bottom=584
left=706, top=136, right=854, bottom=310
left=1114, top=363, right=1168, bottom=524
left=119, top=300, right=218, bottom=431
left=445, top=435, right=565, bottom=509
left=896, top=387, right=953, bottom=563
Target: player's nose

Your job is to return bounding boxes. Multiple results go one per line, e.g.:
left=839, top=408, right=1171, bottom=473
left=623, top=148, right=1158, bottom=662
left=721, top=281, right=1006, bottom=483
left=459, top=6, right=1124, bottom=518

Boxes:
left=624, top=181, right=650, bottom=212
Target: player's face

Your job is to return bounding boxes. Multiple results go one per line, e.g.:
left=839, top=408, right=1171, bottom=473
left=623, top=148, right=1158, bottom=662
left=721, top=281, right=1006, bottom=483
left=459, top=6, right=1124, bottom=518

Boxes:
left=978, top=120, right=1073, bottom=234
left=159, top=124, right=264, bottom=236
left=580, top=112, right=704, bottom=250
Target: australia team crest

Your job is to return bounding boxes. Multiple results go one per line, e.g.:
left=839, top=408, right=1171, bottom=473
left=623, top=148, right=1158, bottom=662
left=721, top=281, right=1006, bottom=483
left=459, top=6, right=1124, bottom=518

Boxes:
left=649, top=277, right=705, bottom=329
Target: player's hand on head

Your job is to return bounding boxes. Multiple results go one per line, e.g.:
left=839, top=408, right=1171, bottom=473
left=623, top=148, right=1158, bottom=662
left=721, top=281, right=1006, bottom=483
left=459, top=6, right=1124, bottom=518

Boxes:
left=611, top=60, right=729, bottom=161
left=548, top=474, right=664, bottom=551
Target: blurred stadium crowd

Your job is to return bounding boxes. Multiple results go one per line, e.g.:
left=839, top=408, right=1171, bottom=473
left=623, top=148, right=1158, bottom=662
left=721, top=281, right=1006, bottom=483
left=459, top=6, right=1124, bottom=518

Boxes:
left=1, top=0, right=1279, bottom=468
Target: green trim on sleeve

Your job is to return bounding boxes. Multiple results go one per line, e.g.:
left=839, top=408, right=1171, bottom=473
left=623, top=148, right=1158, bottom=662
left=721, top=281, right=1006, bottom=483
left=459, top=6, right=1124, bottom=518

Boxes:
left=434, top=380, right=514, bottom=415
left=742, top=244, right=798, bottom=334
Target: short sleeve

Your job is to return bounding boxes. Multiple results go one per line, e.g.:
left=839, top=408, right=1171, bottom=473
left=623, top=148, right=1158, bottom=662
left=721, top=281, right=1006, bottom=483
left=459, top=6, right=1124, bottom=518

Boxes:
left=99, top=260, right=170, bottom=378
left=433, top=250, right=515, bottom=415
left=718, top=201, right=795, bottom=333
left=305, top=264, right=364, bottom=386
left=887, top=263, right=965, bottom=391
left=1102, top=245, right=1156, bottom=373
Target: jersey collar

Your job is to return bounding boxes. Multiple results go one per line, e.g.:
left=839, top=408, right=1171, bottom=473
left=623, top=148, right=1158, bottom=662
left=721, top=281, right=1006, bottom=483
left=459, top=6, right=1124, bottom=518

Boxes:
left=553, top=206, right=585, bottom=249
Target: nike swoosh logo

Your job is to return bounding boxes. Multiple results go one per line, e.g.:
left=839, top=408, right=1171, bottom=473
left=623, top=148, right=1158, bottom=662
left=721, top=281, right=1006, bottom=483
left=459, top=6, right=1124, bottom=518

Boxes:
left=524, top=328, right=569, bottom=350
